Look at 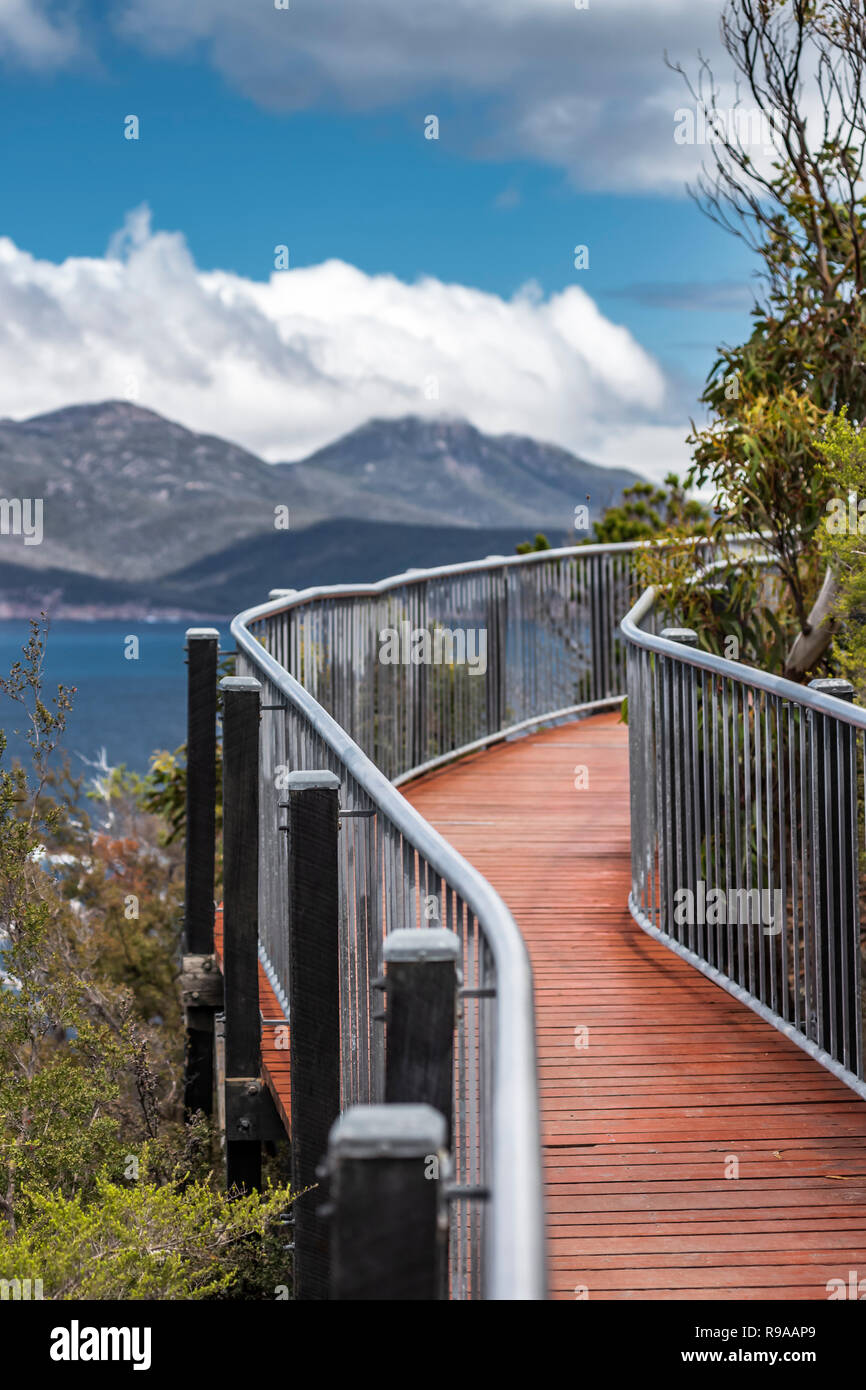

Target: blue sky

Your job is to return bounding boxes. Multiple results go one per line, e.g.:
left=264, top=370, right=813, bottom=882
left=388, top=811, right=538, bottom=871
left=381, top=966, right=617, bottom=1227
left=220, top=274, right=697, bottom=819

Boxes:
left=0, top=0, right=761, bottom=475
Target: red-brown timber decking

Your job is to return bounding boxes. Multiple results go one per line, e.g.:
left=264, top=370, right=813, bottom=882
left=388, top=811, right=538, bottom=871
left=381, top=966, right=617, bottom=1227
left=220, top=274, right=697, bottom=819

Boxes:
left=403, top=711, right=866, bottom=1300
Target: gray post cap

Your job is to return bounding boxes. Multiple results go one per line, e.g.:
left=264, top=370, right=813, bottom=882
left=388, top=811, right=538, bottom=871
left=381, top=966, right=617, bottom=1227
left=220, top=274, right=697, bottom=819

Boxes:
left=384, top=929, right=461, bottom=964
left=219, top=676, right=262, bottom=692
left=660, top=627, right=698, bottom=645
left=328, top=1104, right=446, bottom=1161
left=283, top=770, right=341, bottom=791
left=808, top=677, right=855, bottom=703
left=185, top=627, right=220, bottom=640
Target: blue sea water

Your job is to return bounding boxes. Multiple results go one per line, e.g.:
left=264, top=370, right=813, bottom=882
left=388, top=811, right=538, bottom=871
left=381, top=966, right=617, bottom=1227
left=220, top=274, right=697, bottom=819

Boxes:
left=0, top=620, right=230, bottom=775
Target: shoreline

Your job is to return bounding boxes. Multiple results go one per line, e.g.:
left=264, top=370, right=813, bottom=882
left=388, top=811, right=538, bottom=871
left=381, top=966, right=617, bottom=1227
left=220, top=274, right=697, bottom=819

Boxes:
left=0, top=603, right=231, bottom=622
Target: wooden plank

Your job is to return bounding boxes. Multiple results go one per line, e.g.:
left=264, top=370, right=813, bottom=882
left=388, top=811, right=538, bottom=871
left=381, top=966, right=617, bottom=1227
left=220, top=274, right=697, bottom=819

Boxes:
left=403, top=712, right=866, bottom=1301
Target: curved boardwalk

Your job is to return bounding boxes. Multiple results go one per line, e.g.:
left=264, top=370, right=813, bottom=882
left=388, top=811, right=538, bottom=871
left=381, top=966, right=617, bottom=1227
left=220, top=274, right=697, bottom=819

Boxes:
left=404, top=712, right=866, bottom=1301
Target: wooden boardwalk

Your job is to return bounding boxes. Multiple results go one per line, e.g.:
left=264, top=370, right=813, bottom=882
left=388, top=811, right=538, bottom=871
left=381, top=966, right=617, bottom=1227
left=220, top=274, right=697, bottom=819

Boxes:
left=404, top=712, right=866, bottom=1300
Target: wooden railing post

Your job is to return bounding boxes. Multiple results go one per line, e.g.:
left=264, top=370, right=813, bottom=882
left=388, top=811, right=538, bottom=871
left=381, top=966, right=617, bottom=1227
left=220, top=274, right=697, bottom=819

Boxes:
left=283, top=770, right=342, bottom=1300
left=383, top=928, right=460, bottom=1146
left=807, top=678, right=859, bottom=1068
left=182, top=627, right=220, bottom=1117
left=221, top=675, right=264, bottom=1192
left=327, top=1104, right=448, bottom=1300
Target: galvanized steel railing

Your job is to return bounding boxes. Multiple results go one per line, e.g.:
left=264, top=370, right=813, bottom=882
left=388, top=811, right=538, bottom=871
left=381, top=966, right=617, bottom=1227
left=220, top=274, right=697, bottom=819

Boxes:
left=231, top=542, right=643, bottom=1300
left=252, top=543, right=639, bottom=784
left=623, top=585, right=866, bottom=1098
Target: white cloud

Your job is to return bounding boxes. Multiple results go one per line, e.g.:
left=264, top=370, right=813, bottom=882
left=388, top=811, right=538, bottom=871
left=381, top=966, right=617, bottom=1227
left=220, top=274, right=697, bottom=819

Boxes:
left=0, top=0, right=82, bottom=69
left=110, top=0, right=732, bottom=194
left=0, top=207, right=689, bottom=475
left=0, top=3, right=826, bottom=195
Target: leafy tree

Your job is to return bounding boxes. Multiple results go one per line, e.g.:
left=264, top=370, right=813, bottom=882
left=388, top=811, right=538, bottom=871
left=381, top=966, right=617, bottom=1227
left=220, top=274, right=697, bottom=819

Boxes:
left=516, top=476, right=709, bottom=556
left=673, top=0, right=866, bottom=422
left=671, top=0, right=866, bottom=675
left=2, top=1164, right=291, bottom=1300
left=688, top=383, right=826, bottom=652
left=0, top=619, right=127, bottom=1222
left=589, top=475, right=709, bottom=544
left=515, top=533, right=552, bottom=555
left=635, top=533, right=792, bottom=671
left=815, top=411, right=866, bottom=693
left=0, top=622, right=291, bottom=1296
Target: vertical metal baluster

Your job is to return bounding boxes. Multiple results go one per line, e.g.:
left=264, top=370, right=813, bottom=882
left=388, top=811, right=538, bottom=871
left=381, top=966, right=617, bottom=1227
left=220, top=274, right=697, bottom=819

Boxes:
left=403, top=834, right=415, bottom=929
left=731, top=681, right=744, bottom=988
left=775, top=699, right=787, bottom=1022
left=836, top=720, right=851, bottom=1071
left=658, top=651, right=671, bottom=935
left=631, top=647, right=644, bottom=917
left=689, top=654, right=701, bottom=958
left=742, top=685, right=755, bottom=995
left=647, top=650, right=659, bottom=926
left=719, top=678, right=731, bottom=978
left=766, top=695, right=777, bottom=1013
left=755, top=691, right=766, bottom=1005
left=466, top=909, right=480, bottom=1300
left=804, top=704, right=817, bottom=1044
left=356, top=796, right=373, bottom=1104
left=822, top=716, right=835, bottom=1058
left=397, top=831, right=408, bottom=940
left=478, top=933, right=495, bottom=1298
left=455, top=895, right=468, bottom=1298
left=670, top=653, right=686, bottom=940
left=661, top=630, right=698, bottom=945
left=653, top=651, right=666, bottom=933
left=700, top=670, right=712, bottom=969
left=787, top=703, right=800, bottom=1033
left=633, top=644, right=645, bottom=916
left=858, top=733, right=866, bottom=1079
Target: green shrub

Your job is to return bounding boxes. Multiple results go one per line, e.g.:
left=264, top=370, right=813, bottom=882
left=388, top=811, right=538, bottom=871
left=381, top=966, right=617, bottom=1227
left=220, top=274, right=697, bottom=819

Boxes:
left=1, top=1168, right=292, bottom=1300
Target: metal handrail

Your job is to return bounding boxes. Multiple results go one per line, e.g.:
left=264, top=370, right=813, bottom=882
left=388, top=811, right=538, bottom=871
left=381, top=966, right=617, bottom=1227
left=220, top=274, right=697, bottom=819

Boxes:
left=230, top=539, right=649, bottom=1299
left=263, top=538, right=647, bottom=601
left=622, top=581, right=866, bottom=1098
left=233, top=597, right=545, bottom=1298
left=257, top=541, right=649, bottom=770
left=623, top=584, right=866, bottom=730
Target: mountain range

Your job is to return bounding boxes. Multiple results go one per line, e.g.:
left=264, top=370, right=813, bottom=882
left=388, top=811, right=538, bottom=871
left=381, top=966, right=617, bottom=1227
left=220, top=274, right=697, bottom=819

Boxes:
left=0, top=402, right=642, bottom=616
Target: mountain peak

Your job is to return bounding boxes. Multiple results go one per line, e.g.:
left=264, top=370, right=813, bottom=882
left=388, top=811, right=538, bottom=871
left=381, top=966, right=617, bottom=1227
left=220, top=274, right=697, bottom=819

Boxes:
left=15, top=400, right=179, bottom=433
left=336, top=413, right=478, bottom=446
left=0, top=400, right=643, bottom=586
